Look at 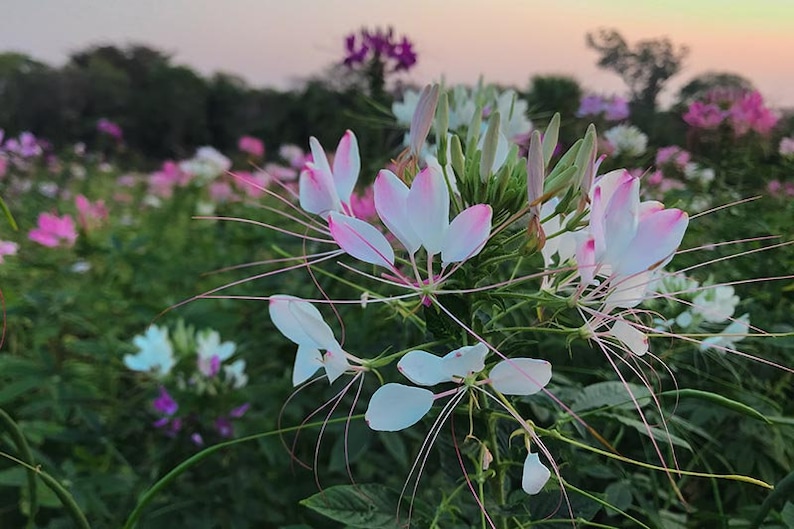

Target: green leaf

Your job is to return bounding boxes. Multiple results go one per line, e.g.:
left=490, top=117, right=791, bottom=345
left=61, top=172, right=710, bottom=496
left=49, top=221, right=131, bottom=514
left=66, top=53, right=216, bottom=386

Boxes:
left=610, top=415, right=692, bottom=451
left=300, top=484, right=409, bottom=529
left=660, top=389, right=772, bottom=424
left=604, top=481, right=633, bottom=516
left=571, top=381, right=652, bottom=413
left=781, top=502, right=794, bottom=529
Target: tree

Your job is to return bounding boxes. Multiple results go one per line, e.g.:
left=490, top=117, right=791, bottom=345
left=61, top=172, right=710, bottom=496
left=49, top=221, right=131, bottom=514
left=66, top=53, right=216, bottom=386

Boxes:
left=676, top=71, right=754, bottom=107
left=586, top=29, right=689, bottom=112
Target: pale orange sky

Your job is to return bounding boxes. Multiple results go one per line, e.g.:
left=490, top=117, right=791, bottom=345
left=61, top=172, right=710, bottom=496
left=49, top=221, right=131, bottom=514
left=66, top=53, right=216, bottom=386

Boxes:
left=1, top=0, right=792, bottom=107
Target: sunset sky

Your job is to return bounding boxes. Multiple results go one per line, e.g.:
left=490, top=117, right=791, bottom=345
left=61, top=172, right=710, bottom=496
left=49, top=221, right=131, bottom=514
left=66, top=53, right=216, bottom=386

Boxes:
left=2, top=0, right=792, bottom=107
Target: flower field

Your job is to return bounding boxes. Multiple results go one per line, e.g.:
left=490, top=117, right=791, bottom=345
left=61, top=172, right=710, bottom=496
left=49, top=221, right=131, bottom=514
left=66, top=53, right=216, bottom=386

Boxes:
left=1, top=31, right=794, bottom=529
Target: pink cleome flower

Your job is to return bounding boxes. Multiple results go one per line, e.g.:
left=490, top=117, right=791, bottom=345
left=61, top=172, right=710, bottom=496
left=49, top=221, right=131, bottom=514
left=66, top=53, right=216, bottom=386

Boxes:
left=238, top=136, right=265, bottom=158
left=28, top=212, right=78, bottom=248
left=0, top=240, right=19, bottom=264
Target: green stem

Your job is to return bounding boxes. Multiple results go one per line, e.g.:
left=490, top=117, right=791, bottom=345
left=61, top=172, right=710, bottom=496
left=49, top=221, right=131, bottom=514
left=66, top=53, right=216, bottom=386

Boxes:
left=122, top=414, right=364, bottom=529
left=0, top=409, right=38, bottom=528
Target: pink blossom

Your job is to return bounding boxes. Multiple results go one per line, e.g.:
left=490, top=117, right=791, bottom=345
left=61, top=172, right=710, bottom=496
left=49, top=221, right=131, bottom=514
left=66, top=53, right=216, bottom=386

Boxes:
left=238, top=136, right=265, bottom=158
left=28, top=212, right=78, bottom=248
left=116, top=174, right=139, bottom=187
left=233, top=171, right=269, bottom=199
left=350, top=186, right=377, bottom=220
left=655, top=146, right=691, bottom=169
left=767, top=180, right=783, bottom=195
left=778, top=137, right=794, bottom=157
left=75, top=194, right=108, bottom=232
left=683, top=101, right=725, bottom=129
left=0, top=241, right=19, bottom=264
left=729, top=91, right=779, bottom=136
left=278, top=144, right=309, bottom=169
left=604, top=97, right=630, bottom=121
left=97, top=118, right=123, bottom=141
left=209, top=180, right=237, bottom=202
left=148, top=161, right=187, bottom=198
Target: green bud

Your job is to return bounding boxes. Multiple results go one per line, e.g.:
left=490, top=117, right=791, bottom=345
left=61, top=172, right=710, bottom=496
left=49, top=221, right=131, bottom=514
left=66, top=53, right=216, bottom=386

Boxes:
left=450, top=134, right=465, bottom=182
left=479, top=112, right=501, bottom=182
left=542, top=113, right=561, bottom=168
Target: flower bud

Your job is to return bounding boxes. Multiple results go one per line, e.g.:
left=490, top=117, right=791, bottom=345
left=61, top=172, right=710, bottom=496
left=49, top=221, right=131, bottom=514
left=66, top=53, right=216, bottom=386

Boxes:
left=409, top=84, right=440, bottom=158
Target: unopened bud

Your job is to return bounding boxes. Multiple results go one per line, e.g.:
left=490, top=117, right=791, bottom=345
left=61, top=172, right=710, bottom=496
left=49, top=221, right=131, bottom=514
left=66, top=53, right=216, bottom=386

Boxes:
left=527, top=130, right=544, bottom=212
left=542, top=113, right=561, bottom=168
left=409, top=84, right=440, bottom=158
left=479, top=112, right=501, bottom=182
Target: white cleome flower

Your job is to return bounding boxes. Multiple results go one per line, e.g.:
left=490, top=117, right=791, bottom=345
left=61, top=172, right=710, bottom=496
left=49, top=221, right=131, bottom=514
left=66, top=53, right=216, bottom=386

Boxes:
left=604, top=125, right=648, bottom=157
left=692, top=285, right=740, bottom=324
left=124, top=325, right=176, bottom=377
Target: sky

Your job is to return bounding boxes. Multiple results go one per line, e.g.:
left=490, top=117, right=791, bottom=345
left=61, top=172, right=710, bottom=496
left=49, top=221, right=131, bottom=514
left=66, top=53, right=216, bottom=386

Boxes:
left=1, top=0, right=793, bottom=107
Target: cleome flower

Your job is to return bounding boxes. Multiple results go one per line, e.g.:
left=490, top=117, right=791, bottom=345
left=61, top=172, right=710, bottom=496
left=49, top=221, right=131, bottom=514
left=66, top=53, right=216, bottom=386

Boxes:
left=124, top=325, right=176, bottom=377
left=268, top=295, right=366, bottom=385
left=327, top=165, right=492, bottom=302
left=365, top=342, right=553, bottom=494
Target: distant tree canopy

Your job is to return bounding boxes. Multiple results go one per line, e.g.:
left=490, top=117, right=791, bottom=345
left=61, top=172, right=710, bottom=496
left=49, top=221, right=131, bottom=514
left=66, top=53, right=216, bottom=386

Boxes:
left=676, top=71, right=755, bottom=107
left=586, top=29, right=689, bottom=113
left=0, top=44, right=396, bottom=163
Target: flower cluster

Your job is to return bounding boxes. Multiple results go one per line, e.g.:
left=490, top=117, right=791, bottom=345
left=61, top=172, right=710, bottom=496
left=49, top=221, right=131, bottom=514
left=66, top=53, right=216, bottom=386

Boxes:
left=577, top=94, right=630, bottom=121
left=603, top=124, right=648, bottom=157
left=684, top=89, right=779, bottom=136
left=232, top=83, right=724, bottom=517
left=343, top=26, right=417, bottom=72
left=97, top=118, right=124, bottom=141
left=124, top=321, right=249, bottom=445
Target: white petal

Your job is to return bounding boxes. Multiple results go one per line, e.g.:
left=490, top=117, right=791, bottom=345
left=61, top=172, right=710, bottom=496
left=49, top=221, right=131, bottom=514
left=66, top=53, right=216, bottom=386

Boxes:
left=293, top=345, right=323, bottom=386
left=489, top=358, right=552, bottom=395
left=323, top=348, right=352, bottom=384
left=269, top=295, right=339, bottom=350
left=609, top=320, right=649, bottom=356
left=522, top=452, right=551, bottom=495
left=365, top=384, right=434, bottom=431
left=441, top=342, right=488, bottom=379
left=398, top=350, right=451, bottom=386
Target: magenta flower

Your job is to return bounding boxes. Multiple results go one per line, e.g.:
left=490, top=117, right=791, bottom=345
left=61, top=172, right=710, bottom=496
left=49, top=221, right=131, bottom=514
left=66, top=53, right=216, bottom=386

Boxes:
left=728, top=91, right=779, bottom=136
left=233, top=171, right=269, bottom=199
left=97, top=118, right=123, bottom=141
left=152, top=386, right=179, bottom=416
left=577, top=95, right=604, bottom=117
left=28, top=212, right=78, bottom=248
left=148, top=161, right=187, bottom=198
left=604, top=97, right=630, bottom=121
left=238, top=136, right=265, bottom=158
left=350, top=186, right=377, bottom=221
left=0, top=241, right=19, bottom=264
left=342, top=26, right=418, bottom=72
left=683, top=101, right=725, bottom=129
left=75, top=194, right=108, bottom=232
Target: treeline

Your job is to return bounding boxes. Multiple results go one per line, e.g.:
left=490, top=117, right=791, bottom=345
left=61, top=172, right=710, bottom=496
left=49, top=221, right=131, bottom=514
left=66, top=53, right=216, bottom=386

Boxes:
left=0, top=45, right=395, bottom=163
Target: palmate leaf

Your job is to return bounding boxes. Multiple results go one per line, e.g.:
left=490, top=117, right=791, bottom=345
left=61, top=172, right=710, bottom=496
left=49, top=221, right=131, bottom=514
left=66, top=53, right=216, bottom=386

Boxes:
left=300, top=483, right=417, bottom=528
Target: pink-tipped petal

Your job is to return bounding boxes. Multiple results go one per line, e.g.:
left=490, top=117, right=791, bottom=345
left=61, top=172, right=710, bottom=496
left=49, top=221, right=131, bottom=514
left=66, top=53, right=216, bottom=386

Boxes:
left=299, top=165, right=340, bottom=217
left=328, top=211, right=395, bottom=268
left=615, top=208, right=689, bottom=277
left=489, top=358, right=552, bottom=395
left=374, top=169, right=421, bottom=254
left=576, top=237, right=597, bottom=285
left=441, top=342, right=488, bottom=379
left=522, top=452, right=551, bottom=495
left=308, top=136, right=333, bottom=177
left=398, top=350, right=450, bottom=386
left=441, top=204, right=492, bottom=267
left=603, top=177, right=640, bottom=264
left=293, top=344, right=323, bottom=386
left=609, top=320, right=649, bottom=356
left=407, top=166, right=450, bottom=255
left=365, top=383, right=434, bottom=431
left=332, top=130, right=360, bottom=207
